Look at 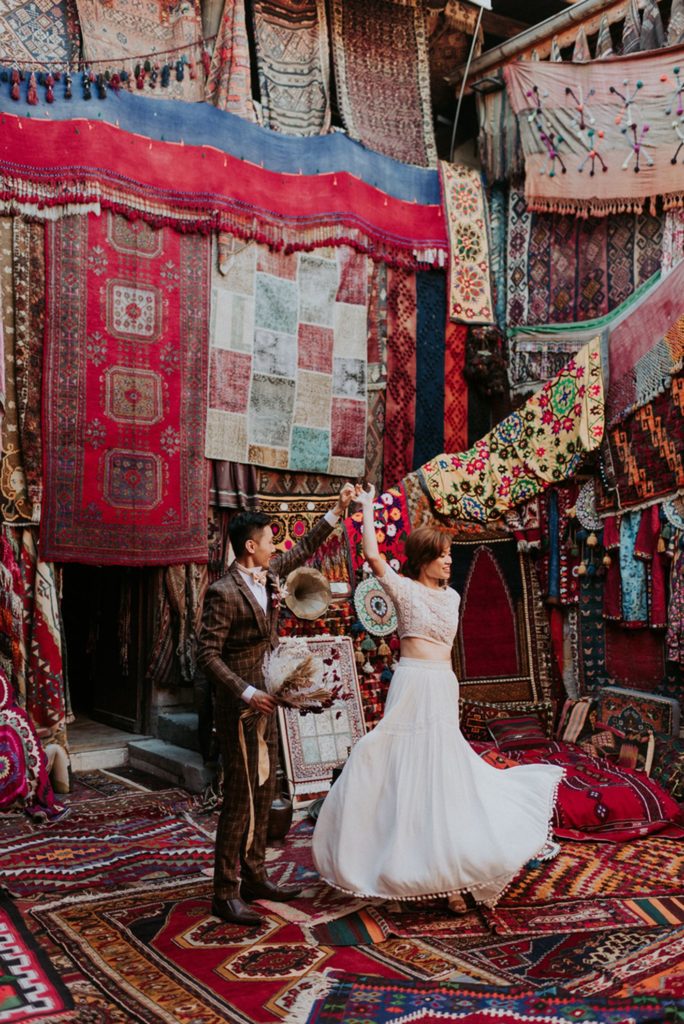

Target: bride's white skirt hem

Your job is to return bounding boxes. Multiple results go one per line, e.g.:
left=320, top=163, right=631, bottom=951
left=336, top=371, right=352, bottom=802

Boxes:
left=315, top=777, right=563, bottom=909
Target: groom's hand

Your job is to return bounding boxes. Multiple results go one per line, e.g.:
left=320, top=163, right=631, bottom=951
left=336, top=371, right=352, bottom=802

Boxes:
left=250, top=690, right=277, bottom=714
left=333, top=482, right=356, bottom=516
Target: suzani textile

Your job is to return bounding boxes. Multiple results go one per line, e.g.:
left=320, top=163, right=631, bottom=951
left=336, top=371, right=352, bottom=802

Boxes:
left=206, top=242, right=368, bottom=476
left=440, top=162, right=493, bottom=325
left=330, top=0, right=437, bottom=167
left=252, top=0, right=330, bottom=136
left=505, top=45, right=684, bottom=216
left=42, top=213, right=210, bottom=566
left=421, top=338, right=604, bottom=522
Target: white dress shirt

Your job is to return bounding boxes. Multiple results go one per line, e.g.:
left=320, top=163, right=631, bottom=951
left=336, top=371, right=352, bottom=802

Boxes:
left=236, top=508, right=340, bottom=704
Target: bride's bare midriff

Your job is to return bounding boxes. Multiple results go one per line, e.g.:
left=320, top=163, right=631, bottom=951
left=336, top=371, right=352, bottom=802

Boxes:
left=400, top=637, right=453, bottom=662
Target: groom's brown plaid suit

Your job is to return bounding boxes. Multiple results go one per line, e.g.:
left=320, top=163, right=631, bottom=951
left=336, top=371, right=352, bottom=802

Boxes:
left=197, top=516, right=334, bottom=898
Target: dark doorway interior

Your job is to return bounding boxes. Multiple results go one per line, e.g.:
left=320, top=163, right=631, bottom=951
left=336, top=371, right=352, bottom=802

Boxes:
left=61, top=566, right=148, bottom=734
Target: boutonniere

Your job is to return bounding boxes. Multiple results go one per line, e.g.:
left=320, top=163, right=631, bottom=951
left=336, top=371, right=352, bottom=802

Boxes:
left=270, top=575, right=289, bottom=610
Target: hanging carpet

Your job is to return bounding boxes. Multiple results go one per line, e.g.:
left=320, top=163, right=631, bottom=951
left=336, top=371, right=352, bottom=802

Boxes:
left=41, top=213, right=210, bottom=566
left=252, top=0, right=330, bottom=136
left=205, top=0, right=255, bottom=120
left=0, top=0, right=79, bottom=65
left=450, top=538, right=553, bottom=704
left=0, top=218, right=34, bottom=527
left=505, top=188, right=662, bottom=329
left=599, top=369, right=684, bottom=514
left=75, top=0, right=205, bottom=102
left=205, top=242, right=368, bottom=476
left=0, top=95, right=447, bottom=269
left=330, top=0, right=437, bottom=167
left=440, top=161, right=494, bottom=325
left=504, top=44, right=684, bottom=216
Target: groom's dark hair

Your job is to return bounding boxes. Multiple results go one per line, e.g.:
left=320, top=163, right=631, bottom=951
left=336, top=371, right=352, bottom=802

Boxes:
left=229, top=510, right=272, bottom=557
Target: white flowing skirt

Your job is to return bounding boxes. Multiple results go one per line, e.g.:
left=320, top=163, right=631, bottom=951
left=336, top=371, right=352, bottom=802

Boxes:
left=312, top=658, right=563, bottom=907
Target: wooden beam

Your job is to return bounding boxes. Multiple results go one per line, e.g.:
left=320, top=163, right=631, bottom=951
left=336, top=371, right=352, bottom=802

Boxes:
left=482, top=12, right=531, bottom=39
left=447, top=0, right=666, bottom=88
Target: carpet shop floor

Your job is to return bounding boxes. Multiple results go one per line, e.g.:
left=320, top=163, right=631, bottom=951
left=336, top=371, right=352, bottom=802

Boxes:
left=2, top=782, right=682, bottom=1023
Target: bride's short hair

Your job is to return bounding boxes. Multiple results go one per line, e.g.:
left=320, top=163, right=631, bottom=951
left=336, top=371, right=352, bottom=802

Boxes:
left=403, top=525, right=451, bottom=580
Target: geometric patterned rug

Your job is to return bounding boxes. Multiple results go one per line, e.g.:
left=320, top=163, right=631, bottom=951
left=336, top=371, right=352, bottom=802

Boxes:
left=0, top=790, right=213, bottom=899
left=0, top=894, right=73, bottom=1022
left=303, top=974, right=678, bottom=1024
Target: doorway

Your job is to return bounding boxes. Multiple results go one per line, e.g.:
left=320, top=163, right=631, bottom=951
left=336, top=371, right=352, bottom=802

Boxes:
left=61, top=565, right=149, bottom=734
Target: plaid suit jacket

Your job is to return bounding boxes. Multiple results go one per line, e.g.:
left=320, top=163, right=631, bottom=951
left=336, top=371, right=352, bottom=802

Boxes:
left=197, top=516, right=335, bottom=706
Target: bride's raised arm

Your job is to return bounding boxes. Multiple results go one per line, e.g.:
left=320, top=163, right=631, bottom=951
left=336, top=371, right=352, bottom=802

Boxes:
left=356, top=484, right=387, bottom=578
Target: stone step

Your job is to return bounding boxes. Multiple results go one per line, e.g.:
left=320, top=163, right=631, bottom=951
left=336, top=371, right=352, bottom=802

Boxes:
left=156, top=710, right=200, bottom=752
left=127, top=738, right=211, bottom=794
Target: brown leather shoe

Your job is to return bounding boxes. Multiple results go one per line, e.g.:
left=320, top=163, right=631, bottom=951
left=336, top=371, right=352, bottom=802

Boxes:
left=241, top=878, right=303, bottom=903
left=211, top=896, right=262, bottom=926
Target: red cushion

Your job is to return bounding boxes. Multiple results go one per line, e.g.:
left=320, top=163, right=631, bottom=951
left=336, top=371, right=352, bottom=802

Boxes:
left=488, top=715, right=549, bottom=751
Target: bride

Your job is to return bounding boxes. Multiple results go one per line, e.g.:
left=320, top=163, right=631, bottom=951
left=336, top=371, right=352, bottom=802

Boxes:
left=312, top=484, right=563, bottom=909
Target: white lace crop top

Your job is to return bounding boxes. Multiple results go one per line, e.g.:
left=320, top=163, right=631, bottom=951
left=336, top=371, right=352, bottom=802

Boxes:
left=376, top=564, right=460, bottom=646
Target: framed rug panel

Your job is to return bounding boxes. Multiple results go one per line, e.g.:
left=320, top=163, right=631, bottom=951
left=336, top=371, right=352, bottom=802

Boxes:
left=278, top=635, right=365, bottom=805
left=451, top=539, right=554, bottom=704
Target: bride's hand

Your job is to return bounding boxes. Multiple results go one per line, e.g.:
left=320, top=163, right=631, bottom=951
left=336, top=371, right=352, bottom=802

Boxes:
left=354, top=483, right=375, bottom=509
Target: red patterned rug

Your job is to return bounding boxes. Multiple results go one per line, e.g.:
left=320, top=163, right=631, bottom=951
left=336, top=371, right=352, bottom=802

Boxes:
left=42, top=213, right=210, bottom=565
left=0, top=790, right=212, bottom=899
left=0, top=895, right=73, bottom=1022
left=33, top=876, right=414, bottom=1024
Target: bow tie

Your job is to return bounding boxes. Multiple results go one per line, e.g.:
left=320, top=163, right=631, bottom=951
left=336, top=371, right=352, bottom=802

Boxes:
left=248, top=568, right=269, bottom=587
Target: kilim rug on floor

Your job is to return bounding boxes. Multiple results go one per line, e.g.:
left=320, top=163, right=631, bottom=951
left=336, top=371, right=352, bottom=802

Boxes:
left=488, top=896, right=684, bottom=936
left=252, top=0, right=330, bottom=135
left=0, top=0, right=79, bottom=65
left=75, top=0, right=205, bottom=102
left=505, top=190, right=662, bottom=328
left=304, top=974, right=676, bottom=1024
left=330, top=0, right=436, bottom=167
left=206, top=241, right=368, bottom=477
left=0, top=894, right=73, bottom=1022
left=42, top=213, right=210, bottom=566
left=0, top=790, right=213, bottom=898
left=451, top=538, right=553, bottom=703
left=366, top=925, right=684, bottom=995
left=33, top=877, right=415, bottom=1024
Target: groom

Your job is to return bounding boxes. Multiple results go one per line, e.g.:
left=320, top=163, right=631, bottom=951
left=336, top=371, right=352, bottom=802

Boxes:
left=198, top=483, right=355, bottom=926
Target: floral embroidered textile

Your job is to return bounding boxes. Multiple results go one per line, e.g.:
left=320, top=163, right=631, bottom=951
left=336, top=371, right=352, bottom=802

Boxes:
left=420, top=338, right=604, bottom=522
left=440, top=162, right=493, bottom=325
